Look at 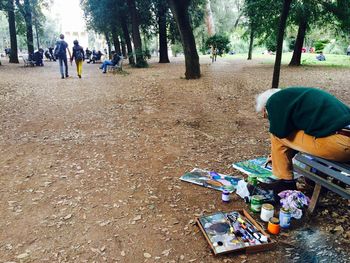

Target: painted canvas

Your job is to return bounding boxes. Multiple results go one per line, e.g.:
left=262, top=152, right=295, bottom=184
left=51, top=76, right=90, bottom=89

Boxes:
left=232, top=157, right=274, bottom=183
left=232, top=157, right=301, bottom=182
left=180, top=168, right=242, bottom=193
left=197, top=210, right=271, bottom=255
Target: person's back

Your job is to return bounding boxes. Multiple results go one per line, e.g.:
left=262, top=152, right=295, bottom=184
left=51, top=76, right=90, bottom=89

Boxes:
left=55, top=34, right=71, bottom=79
left=266, top=87, right=350, bottom=138
left=54, top=39, right=68, bottom=59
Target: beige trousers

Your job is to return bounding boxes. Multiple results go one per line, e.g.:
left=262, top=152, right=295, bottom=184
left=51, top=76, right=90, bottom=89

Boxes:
left=271, top=131, right=350, bottom=180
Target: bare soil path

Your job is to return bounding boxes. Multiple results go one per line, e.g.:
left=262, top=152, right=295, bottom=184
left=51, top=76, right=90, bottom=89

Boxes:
left=0, top=56, right=349, bottom=262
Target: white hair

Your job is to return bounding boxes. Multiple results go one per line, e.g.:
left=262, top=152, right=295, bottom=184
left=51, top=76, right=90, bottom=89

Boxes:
left=255, top=88, right=281, bottom=112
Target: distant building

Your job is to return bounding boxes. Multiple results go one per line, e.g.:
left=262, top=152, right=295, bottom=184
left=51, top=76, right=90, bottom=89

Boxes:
left=52, top=0, right=106, bottom=52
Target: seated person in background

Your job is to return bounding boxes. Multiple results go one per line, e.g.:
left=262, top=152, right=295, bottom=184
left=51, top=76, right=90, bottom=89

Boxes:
left=347, top=45, right=350, bottom=56
left=255, top=87, right=350, bottom=194
left=48, top=47, right=56, bottom=61
left=44, top=50, right=51, bottom=60
left=99, top=51, right=121, bottom=73
left=316, top=52, right=326, bottom=61
left=92, top=50, right=103, bottom=63
left=85, top=48, right=92, bottom=62
left=33, top=48, right=44, bottom=66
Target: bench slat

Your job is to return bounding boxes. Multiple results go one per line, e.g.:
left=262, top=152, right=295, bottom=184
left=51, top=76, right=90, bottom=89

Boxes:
left=294, top=153, right=350, bottom=185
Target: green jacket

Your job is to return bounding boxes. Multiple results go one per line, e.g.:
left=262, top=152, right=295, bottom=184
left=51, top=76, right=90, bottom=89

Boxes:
left=266, top=87, right=350, bottom=138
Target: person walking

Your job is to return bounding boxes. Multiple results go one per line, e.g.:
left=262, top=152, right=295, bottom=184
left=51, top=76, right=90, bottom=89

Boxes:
left=71, top=40, right=85, bottom=78
left=54, top=34, right=71, bottom=79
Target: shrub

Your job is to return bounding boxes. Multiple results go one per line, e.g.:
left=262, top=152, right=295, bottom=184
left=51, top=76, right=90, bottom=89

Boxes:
left=205, top=34, right=231, bottom=54
left=314, top=39, right=330, bottom=53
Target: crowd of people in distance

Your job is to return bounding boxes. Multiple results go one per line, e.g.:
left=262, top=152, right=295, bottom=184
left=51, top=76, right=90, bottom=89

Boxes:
left=3, top=33, right=121, bottom=79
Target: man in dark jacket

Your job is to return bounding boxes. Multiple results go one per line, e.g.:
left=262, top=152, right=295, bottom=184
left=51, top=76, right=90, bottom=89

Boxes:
left=99, top=51, right=121, bottom=73
left=54, top=34, right=71, bottom=79
left=256, top=87, right=350, bottom=191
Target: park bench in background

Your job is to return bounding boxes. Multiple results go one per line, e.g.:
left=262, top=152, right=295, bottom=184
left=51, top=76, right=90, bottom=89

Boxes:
left=293, top=153, right=350, bottom=213
left=22, top=55, right=35, bottom=67
left=107, top=57, right=123, bottom=73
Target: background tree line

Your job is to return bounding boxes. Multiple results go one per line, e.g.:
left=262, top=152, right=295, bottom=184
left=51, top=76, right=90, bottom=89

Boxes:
left=1, top=0, right=349, bottom=87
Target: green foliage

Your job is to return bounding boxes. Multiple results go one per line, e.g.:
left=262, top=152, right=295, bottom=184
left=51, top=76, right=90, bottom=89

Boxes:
left=323, top=40, right=348, bottom=55
left=288, top=37, right=295, bottom=51
left=133, top=48, right=150, bottom=68
left=205, top=34, right=230, bottom=54
left=265, top=34, right=277, bottom=52
left=314, top=39, right=330, bottom=52
left=171, top=41, right=183, bottom=57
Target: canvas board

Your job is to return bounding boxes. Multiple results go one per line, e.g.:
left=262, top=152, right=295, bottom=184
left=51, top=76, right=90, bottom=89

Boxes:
left=180, top=168, right=242, bottom=193
left=232, top=157, right=301, bottom=182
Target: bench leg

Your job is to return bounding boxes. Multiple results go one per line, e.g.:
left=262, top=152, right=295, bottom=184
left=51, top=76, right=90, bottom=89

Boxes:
left=308, top=184, right=322, bottom=214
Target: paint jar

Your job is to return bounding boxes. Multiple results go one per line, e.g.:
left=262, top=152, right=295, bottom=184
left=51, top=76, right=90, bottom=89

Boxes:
left=260, top=203, right=274, bottom=222
left=250, top=195, right=264, bottom=213
left=267, top=217, right=280, bottom=235
left=222, top=190, right=230, bottom=202
left=247, top=175, right=258, bottom=186
left=279, top=208, right=291, bottom=228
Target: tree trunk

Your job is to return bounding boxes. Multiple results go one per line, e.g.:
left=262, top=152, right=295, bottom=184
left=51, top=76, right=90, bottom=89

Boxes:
left=112, top=31, right=121, bottom=55
left=16, top=0, right=34, bottom=54
left=34, top=17, right=40, bottom=50
left=105, top=32, right=112, bottom=59
left=289, top=17, right=308, bottom=66
left=121, top=15, right=135, bottom=65
left=205, top=0, right=215, bottom=36
left=271, top=0, right=292, bottom=89
left=247, top=26, right=254, bottom=60
left=158, top=3, right=170, bottom=63
left=168, top=0, right=201, bottom=79
left=120, top=37, right=127, bottom=58
left=8, top=0, right=19, bottom=63
left=127, top=0, right=147, bottom=67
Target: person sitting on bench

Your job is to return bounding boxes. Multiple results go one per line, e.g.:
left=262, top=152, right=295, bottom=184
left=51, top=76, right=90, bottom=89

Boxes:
left=99, top=51, right=121, bottom=73
left=255, top=87, right=350, bottom=193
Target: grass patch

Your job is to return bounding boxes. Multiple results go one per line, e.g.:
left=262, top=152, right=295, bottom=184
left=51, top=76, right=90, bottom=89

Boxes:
left=207, top=52, right=350, bottom=68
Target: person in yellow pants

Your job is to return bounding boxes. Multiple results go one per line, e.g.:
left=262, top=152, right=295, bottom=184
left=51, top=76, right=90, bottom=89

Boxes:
left=255, top=87, right=350, bottom=193
left=70, top=40, right=85, bottom=78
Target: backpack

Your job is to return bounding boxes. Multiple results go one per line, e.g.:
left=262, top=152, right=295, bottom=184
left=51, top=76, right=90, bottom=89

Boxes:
left=75, top=48, right=83, bottom=61
left=54, top=41, right=66, bottom=59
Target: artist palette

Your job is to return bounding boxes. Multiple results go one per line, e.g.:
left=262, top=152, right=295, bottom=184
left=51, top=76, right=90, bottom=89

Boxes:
left=197, top=209, right=275, bottom=255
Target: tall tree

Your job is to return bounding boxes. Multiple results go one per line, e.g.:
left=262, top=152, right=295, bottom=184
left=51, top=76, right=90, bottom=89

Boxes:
left=289, top=16, right=307, bottom=66
left=7, top=0, right=19, bottom=63
left=156, top=0, right=170, bottom=63
left=120, top=14, right=135, bottom=65
left=243, top=0, right=281, bottom=60
left=127, top=0, right=147, bottom=67
left=271, top=0, right=293, bottom=89
left=15, top=0, right=34, bottom=54
left=205, top=0, right=215, bottom=36
left=168, top=0, right=200, bottom=79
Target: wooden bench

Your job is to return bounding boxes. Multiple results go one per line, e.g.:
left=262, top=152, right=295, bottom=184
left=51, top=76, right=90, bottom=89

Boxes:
left=293, top=153, right=350, bottom=213
left=107, top=57, right=123, bottom=73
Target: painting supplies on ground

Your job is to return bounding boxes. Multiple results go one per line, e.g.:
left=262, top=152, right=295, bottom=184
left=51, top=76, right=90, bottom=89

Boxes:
left=180, top=168, right=242, bottom=193
left=267, top=217, right=280, bottom=235
left=222, top=190, right=230, bottom=202
left=196, top=209, right=275, bottom=255
left=260, top=204, right=275, bottom=222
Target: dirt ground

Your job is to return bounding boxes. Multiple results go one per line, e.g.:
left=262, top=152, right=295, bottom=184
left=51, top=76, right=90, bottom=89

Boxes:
left=0, top=55, right=349, bottom=263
